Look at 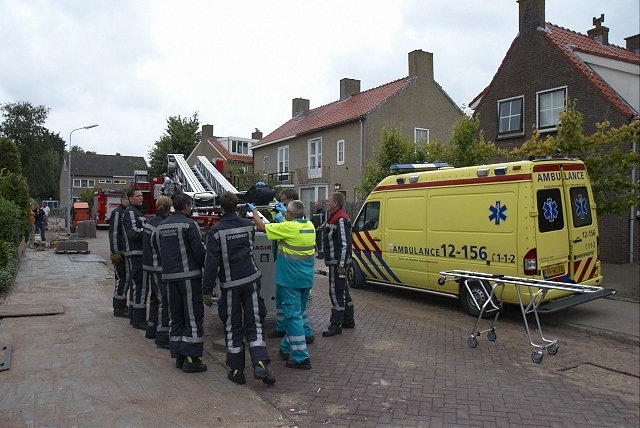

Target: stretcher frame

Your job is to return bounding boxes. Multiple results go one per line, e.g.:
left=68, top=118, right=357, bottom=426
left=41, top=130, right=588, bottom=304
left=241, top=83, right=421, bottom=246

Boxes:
left=439, top=270, right=604, bottom=363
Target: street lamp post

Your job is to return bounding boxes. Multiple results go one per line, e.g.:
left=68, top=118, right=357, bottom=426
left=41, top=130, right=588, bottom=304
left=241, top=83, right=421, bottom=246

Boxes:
left=67, top=124, right=99, bottom=234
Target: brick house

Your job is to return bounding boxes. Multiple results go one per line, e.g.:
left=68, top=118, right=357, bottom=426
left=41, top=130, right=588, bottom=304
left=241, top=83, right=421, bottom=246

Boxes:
left=186, top=124, right=260, bottom=180
left=250, top=49, right=463, bottom=215
left=59, top=152, right=147, bottom=209
left=470, top=0, right=639, bottom=263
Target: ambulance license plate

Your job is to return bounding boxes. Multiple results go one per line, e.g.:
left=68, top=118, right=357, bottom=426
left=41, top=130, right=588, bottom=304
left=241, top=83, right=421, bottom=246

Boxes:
left=543, top=265, right=565, bottom=278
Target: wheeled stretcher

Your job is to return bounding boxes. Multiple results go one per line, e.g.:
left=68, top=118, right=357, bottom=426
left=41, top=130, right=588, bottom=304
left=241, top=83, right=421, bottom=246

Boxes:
left=438, top=270, right=605, bottom=363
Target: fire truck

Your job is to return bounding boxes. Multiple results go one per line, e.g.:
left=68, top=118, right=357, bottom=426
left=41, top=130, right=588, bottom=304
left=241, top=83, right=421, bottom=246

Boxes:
left=92, top=189, right=124, bottom=228
left=150, top=154, right=279, bottom=311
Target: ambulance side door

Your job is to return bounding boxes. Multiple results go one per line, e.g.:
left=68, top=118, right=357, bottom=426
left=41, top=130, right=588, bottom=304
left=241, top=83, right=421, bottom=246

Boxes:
left=352, top=199, right=386, bottom=282
left=561, top=163, right=598, bottom=282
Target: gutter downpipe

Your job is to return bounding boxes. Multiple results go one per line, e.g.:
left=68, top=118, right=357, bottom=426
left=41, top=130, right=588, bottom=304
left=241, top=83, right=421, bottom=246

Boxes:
left=359, top=118, right=364, bottom=202
left=631, top=137, right=637, bottom=264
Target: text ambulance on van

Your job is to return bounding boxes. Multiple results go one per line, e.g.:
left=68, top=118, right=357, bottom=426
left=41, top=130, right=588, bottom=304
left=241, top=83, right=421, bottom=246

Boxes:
left=347, top=156, right=614, bottom=316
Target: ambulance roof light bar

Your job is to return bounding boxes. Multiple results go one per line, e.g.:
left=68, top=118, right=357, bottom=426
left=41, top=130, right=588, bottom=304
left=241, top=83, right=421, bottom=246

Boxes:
left=528, top=154, right=580, bottom=161
left=390, top=162, right=450, bottom=173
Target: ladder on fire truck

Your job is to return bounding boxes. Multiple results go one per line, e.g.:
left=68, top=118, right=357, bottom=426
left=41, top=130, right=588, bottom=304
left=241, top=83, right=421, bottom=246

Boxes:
left=167, top=154, right=239, bottom=196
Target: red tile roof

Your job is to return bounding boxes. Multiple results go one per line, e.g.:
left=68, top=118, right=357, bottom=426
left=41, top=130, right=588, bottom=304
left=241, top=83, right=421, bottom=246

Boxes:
left=207, top=137, right=253, bottom=163
left=543, top=24, right=639, bottom=119
left=472, top=24, right=639, bottom=120
left=254, top=77, right=417, bottom=147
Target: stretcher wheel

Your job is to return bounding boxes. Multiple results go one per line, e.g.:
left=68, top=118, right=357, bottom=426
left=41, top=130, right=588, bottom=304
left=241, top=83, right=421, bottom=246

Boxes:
left=468, top=337, right=477, bottom=348
left=487, top=330, right=497, bottom=341
left=531, top=351, right=543, bottom=363
left=547, top=343, right=559, bottom=355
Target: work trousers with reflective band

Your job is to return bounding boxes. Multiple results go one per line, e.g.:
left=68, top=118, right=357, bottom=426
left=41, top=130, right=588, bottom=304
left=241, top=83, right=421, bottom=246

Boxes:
left=126, top=255, right=147, bottom=323
left=328, top=266, right=354, bottom=324
left=112, top=257, right=128, bottom=310
left=153, top=273, right=170, bottom=345
left=167, top=278, right=205, bottom=359
left=218, top=281, right=269, bottom=370
left=273, top=284, right=313, bottom=336
left=280, top=285, right=311, bottom=363
left=144, top=270, right=164, bottom=336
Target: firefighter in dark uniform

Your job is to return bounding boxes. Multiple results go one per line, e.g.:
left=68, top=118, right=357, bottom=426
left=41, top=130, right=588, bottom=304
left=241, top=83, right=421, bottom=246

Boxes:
left=322, top=192, right=355, bottom=337
left=142, top=195, right=172, bottom=345
left=203, top=192, right=275, bottom=385
left=157, top=193, right=207, bottom=373
left=123, top=187, right=147, bottom=329
left=311, top=201, right=327, bottom=259
left=109, top=189, right=130, bottom=318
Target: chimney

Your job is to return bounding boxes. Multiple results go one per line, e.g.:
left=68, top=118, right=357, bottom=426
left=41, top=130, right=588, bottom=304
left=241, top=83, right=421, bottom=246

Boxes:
left=340, top=78, right=361, bottom=100
left=252, top=128, right=263, bottom=140
left=292, top=98, right=310, bottom=117
left=518, top=0, right=546, bottom=35
left=202, top=124, right=214, bottom=143
left=625, top=34, right=640, bottom=53
left=408, top=50, right=434, bottom=81
left=587, top=14, right=609, bottom=45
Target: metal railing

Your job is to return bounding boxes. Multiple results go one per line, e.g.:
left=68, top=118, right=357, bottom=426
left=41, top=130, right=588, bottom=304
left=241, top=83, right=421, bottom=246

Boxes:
left=295, top=166, right=330, bottom=185
left=266, top=171, right=296, bottom=185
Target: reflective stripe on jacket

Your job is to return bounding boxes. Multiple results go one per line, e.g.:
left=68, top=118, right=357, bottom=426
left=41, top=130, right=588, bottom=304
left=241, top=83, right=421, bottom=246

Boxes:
left=203, top=212, right=262, bottom=294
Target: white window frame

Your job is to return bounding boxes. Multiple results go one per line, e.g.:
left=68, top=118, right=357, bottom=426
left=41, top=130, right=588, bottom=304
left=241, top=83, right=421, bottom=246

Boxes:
left=231, top=140, right=249, bottom=155
left=337, top=140, right=344, bottom=165
left=497, top=96, right=524, bottom=136
left=414, top=128, right=429, bottom=144
left=537, top=86, right=567, bottom=131
left=278, top=145, right=289, bottom=180
left=73, top=179, right=80, bottom=188
left=263, top=156, right=268, bottom=175
left=308, top=137, right=322, bottom=179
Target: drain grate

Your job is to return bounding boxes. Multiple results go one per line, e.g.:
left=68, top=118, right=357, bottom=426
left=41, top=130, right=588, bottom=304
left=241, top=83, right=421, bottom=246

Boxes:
left=0, top=343, right=11, bottom=371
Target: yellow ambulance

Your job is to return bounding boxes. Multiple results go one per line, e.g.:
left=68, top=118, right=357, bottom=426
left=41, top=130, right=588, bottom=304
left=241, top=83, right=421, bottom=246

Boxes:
left=347, top=156, right=613, bottom=316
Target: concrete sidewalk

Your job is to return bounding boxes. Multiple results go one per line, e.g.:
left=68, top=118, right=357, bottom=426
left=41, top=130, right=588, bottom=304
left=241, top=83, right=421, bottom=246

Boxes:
left=0, top=240, right=294, bottom=427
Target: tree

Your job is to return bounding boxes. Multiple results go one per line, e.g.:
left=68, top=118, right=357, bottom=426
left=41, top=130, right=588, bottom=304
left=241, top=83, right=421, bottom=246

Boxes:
left=508, top=101, right=640, bottom=216
left=0, top=102, right=49, bottom=147
left=446, top=114, right=500, bottom=167
left=224, top=160, right=262, bottom=191
left=357, top=126, right=429, bottom=199
left=0, top=137, right=22, bottom=174
left=0, top=101, right=59, bottom=199
left=148, top=112, right=201, bottom=177
left=357, top=117, right=500, bottom=200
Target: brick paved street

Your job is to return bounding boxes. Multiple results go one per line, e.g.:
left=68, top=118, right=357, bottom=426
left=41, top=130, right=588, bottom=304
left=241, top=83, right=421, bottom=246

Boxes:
left=205, top=274, right=640, bottom=427
left=2, top=229, right=637, bottom=427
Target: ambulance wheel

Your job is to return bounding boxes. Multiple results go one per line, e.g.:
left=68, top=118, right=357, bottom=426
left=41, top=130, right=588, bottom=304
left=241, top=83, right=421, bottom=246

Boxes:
left=460, top=280, right=494, bottom=318
left=346, top=262, right=365, bottom=289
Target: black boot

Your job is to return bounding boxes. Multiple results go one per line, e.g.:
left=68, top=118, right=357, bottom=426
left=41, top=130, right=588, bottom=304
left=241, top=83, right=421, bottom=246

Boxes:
left=322, top=323, right=342, bottom=337
left=228, top=368, right=246, bottom=384
left=253, top=361, right=276, bottom=385
left=182, top=356, right=207, bottom=373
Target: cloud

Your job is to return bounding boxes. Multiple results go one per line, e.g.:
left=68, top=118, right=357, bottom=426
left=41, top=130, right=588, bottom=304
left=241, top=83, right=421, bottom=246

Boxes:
left=1, top=0, right=638, bottom=162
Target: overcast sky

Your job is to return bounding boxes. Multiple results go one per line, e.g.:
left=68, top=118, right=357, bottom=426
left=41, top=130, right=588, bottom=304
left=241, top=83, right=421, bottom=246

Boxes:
left=1, top=0, right=638, bottom=162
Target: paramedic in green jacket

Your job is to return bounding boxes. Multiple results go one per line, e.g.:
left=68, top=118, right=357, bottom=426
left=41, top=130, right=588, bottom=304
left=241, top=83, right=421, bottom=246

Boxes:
left=248, top=200, right=315, bottom=370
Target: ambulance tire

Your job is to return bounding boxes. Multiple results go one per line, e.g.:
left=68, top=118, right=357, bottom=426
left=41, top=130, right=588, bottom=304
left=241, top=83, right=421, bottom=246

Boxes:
left=346, top=262, right=365, bottom=289
left=460, top=280, right=495, bottom=318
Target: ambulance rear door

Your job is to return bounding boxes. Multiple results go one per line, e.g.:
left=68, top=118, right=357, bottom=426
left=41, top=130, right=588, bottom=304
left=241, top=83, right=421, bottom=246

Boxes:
left=531, top=163, right=571, bottom=281
left=560, top=163, right=599, bottom=283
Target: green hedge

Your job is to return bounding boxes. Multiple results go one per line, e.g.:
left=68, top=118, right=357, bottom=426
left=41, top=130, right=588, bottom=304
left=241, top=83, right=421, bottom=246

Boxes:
left=0, top=197, right=22, bottom=292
